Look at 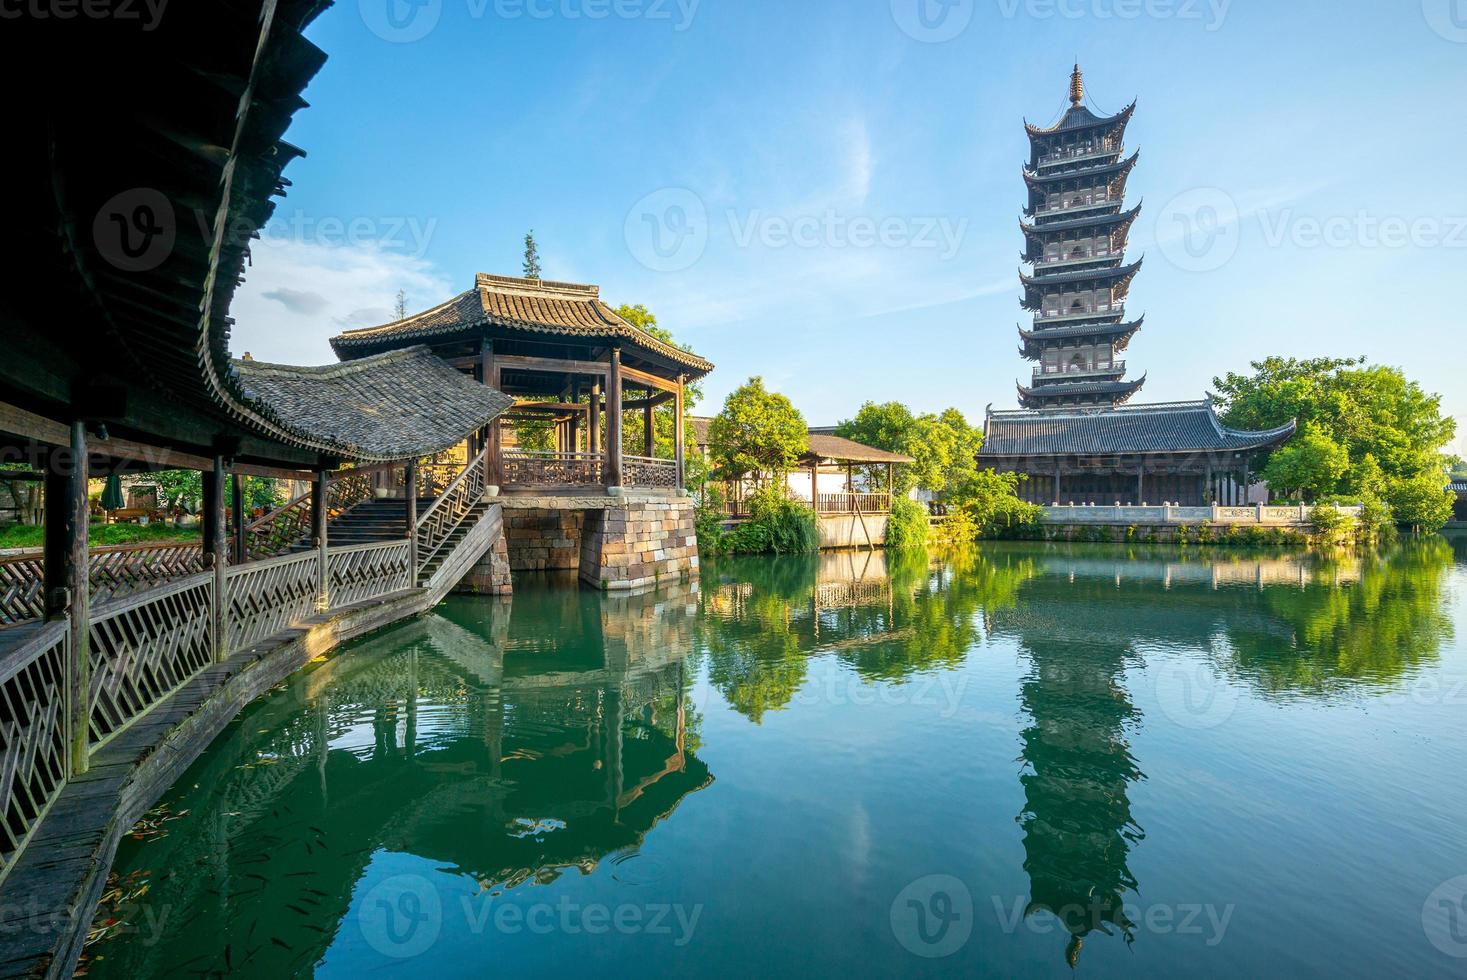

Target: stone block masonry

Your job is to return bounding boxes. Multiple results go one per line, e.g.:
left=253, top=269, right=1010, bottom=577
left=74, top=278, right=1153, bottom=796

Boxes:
left=455, top=494, right=699, bottom=595
left=503, top=507, right=585, bottom=572
left=580, top=498, right=698, bottom=591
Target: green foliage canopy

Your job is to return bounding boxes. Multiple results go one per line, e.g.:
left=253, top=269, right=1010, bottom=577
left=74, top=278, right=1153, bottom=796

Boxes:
left=707, top=377, right=807, bottom=481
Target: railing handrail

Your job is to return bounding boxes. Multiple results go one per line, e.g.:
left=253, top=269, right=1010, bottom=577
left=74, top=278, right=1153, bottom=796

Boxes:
left=623, top=454, right=676, bottom=464
left=503, top=449, right=605, bottom=461
left=0, top=540, right=202, bottom=563
left=244, top=489, right=312, bottom=535
left=0, top=618, right=68, bottom=687
left=224, top=547, right=318, bottom=579
left=326, top=539, right=410, bottom=558
left=416, top=444, right=491, bottom=534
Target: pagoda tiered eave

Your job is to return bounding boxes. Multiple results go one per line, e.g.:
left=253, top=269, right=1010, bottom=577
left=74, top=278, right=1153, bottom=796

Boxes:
left=1019, top=317, right=1143, bottom=357
left=1023, top=100, right=1136, bottom=139
left=1016, top=374, right=1147, bottom=410
left=1023, top=150, right=1139, bottom=189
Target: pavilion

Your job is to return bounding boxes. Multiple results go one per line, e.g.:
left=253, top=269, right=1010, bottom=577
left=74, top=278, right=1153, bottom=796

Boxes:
left=331, top=274, right=714, bottom=494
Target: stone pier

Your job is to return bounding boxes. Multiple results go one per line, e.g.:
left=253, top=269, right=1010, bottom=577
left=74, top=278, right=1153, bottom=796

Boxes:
left=460, top=492, right=698, bottom=593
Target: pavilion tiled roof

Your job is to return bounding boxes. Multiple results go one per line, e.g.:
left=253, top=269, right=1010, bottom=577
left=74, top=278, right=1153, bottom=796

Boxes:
left=981, top=400, right=1297, bottom=458
left=233, top=347, right=514, bottom=461
left=1450, top=481, right=1467, bottom=494
left=331, top=274, right=714, bottom=377
left=803, top=434, right=914, bottom=465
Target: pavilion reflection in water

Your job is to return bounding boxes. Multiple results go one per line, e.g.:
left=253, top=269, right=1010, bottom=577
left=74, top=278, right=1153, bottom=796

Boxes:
left=92, top=581, right=709, bottom=977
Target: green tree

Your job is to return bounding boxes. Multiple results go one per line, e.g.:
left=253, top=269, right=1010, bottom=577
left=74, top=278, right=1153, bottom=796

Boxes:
left=836, top=401, right=982, bottom=497
left=707, top=377, right=807, bottom=483
left=1387, top=472, right=1455, bottom=531
left=1212, top=356, right=1456, bottom=527
left=522, top=230, right=541, bottom=279
left=1261, top=423, right=1350, bottom=501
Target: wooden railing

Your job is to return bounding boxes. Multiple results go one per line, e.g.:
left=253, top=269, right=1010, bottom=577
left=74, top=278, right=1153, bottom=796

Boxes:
left=87, top=571, right=216, bottom=750
left=416, top=445, right=489, bottom=570
left=500, top=450, right=605, bottom=487
left=235, top=467, right=376, bottom=563
left=328, top=541, right=412, bottom=608
left=623, top=455, right=679, bottom=490
left=0, top=542, right=206, bottom=626
left=816, top=492, right=892, bottom=515
left=0, top=620, right=68, bottom=885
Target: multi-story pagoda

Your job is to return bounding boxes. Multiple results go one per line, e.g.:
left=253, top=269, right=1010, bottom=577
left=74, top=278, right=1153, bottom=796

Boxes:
left=1017, top=65, right=1145, bottom=409
left=979, top=68, right=1298, bottom=506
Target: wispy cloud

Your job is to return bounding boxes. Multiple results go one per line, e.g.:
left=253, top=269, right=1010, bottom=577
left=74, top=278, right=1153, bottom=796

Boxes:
left=231, top=240, right=452, bottom=365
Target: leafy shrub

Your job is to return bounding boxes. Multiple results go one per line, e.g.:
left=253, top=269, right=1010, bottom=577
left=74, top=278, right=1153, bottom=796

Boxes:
left=930, top=507, right=979, bottom=549
left=885, top=497, right=930, bottom=552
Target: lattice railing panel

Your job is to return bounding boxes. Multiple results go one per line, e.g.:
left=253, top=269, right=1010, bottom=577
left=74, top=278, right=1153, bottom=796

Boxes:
left=327, top=542, right=412, bottom=608
left=225, top=552, right=321, bottom=653
left=623, top=455, right=679, bottom=490
left=0, top=622, right=68, bottom=885
left=1, top=544, right=208, bottom=626
left=88, top=573, right=215, bottom=748
left=501, top=451, right=604, bottom=487
left=89, top=543, right=205, bottom=602
left=416, top=447, right=488, bottom=569
left=0, top=558, right=45, bottom=626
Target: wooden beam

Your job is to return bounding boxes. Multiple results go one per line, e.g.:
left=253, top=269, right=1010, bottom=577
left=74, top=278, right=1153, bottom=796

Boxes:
left=618, top=363, right=680, bottom=393
left=492, top=353, right=608, bottom=377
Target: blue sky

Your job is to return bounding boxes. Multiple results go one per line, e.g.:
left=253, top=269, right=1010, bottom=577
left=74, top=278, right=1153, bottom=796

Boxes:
left=232, top=0, right=1467, bottom=452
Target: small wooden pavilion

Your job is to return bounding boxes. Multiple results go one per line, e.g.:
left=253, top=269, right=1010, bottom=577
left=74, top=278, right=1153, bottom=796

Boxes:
left=331, top=275, right=714, bottom=494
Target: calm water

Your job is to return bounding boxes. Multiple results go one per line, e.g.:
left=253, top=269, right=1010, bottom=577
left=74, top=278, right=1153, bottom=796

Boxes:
left=88, top=539, right=1467, bottom=978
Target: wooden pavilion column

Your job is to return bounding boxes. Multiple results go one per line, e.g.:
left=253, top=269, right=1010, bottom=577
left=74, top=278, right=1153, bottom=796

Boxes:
left=886, top=462, right=894, bottom=509
left=809, top=458, right=819, bottom=512
left=606, top=348, right=623, bottom=487
left=673, top=377, right=686, bottom=489
left=589, top=380, right=601, bottom=456
left=312, top=469, right=329, bottom=608
left=1240, top=456, right=1251, bottom=505
left=1136, top=465, right=1145, bottom=505
left=45, top=420, right=89, bottom=773
left=405, top=459, right=418, bottom=575
left=1054, top=462, right=1063, bottom=505
left=202, top=455, right=227, bottom=662
left=643, top=393, right=654, bottom=458
left=481, top=341, right=499, bottom=488
left=230, top=474, right=245, bottom=561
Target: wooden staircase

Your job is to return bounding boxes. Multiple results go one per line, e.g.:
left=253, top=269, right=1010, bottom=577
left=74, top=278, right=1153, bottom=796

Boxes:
left=416, top=501, right=492, bottom=586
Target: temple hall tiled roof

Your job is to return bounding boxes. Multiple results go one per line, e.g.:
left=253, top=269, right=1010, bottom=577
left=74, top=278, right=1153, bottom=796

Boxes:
left=233, top=347, right=514, bottom=461
left=1450, top=481, right=1467, bottom=494
left=981, top=400, right=1297, bottom=458
left=331, top=274, right=714, bottom=377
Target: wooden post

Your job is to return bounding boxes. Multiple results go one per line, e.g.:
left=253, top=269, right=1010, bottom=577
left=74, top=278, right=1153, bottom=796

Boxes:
left=203, top=456, right=228, bottom=662
left=230, top=473, right=245, bottom=561
left=589, top=380, right=601, bottom=456
left=481, top=340, right=498, bottom=488
left=405, top=460, right=418, bottom=578
left=313, top=470, right=329, bottom=609
left=643, top=395, right=654, bottom=458
left=809, top=459, right=820, bottom=512
left=673, top=377, right=686, bottom=490
left=1135, top=465, right=1145, bottom=505
left=45, top=421, right=89, bottom=774
left=1054, top=462, right=1063, bottom=505
left=1240, top=456, right=1251, bottom=505
left=887, top=462, right=894, bottom=511
left=606, top=348, right=623, bottom=487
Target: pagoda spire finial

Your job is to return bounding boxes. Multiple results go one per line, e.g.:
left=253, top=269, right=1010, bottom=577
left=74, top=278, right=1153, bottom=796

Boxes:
left=1069, top=64, right=1084, bottom=107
